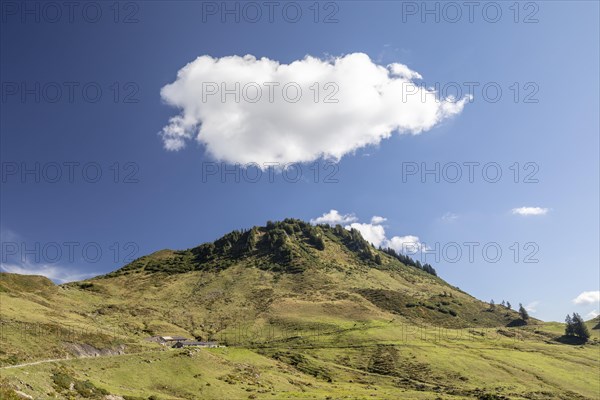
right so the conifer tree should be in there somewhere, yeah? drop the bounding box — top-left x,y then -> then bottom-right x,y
571,313 -> 590,340
565,314 -> 575,336
518,303 -> 529,321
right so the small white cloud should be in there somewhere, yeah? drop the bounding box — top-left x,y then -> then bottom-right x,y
159,53 -> 470,165
388,63 -> 423,80
585,310 -> 599,320
370,216 -> 387,225
347,222 -> 388,248
310,209 -> 357,226
1,262 -> 95,284
386,235 -> 428,255
312,210 -> 426,256
573,291 -> 600,305
441,212 -> 458,222
525,301 -> 540,313
511,207 -> 549,216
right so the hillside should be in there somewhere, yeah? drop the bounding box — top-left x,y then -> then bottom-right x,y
1,219 -> 598,399
83,219 -> 523,333
589,315 -> 600,330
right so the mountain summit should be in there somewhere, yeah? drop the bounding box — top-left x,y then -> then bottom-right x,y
106,218 -> 437,277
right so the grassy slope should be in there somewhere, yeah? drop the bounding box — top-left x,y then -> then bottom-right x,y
1,220 -> 599,399
1,324 -> 598,399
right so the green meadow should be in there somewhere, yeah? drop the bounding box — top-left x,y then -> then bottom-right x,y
1,220 -> 598,399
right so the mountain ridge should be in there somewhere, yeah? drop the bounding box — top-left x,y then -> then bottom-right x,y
100,218 -> 439,279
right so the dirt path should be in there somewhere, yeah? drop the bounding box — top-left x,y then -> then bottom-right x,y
0,349 -> 160,370
1,357 -> 69,369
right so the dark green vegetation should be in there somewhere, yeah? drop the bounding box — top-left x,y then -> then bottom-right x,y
1,219 -> 598,399
518,304 -> 530,322
564,313 -> 591,341
380,247 -> 437,276
52,366 -> 110,398
104,219 -> 437,277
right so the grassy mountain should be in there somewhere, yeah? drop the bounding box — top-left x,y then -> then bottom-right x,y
87,218 -> 523,335
1,219 -> 598,399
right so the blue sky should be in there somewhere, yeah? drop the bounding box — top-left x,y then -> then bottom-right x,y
1,1 -> 598,322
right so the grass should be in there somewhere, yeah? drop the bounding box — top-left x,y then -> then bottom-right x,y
2,323 -> 598,399
0,220 -> 598,399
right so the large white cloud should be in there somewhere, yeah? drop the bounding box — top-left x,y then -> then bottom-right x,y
573,291 -> 600,305
160,53 -> 470,165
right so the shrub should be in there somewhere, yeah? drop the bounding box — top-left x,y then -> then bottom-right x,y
52,371 -> 72,390
74,379 -> 109,398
